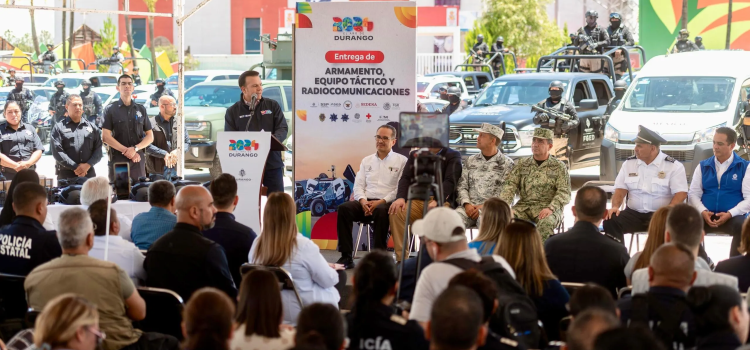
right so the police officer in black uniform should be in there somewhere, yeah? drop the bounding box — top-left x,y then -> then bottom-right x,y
695,36 -> 706,50
490,36 -> 509,76
51,95 -> 102,180
533,81 -> 578,164
132,66 -> 142,86
149,79 -> 175,107
472,34 -> 490,61
38,44 -> 57,73
575,10 -> 610,73
439,86 -> 464,116
80,80 -> 103,126
7,77 -> 34,120
4,69 -> 17,87
102,75 -> 154,182
607,13 -> 635,80
672,29 -> 700,53
224,70 -> 288,193
0,101 -> 44,181
49,80 -> 70,123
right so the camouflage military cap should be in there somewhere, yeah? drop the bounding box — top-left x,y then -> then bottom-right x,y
533,128 -> 554,140
473,123 -> 505,140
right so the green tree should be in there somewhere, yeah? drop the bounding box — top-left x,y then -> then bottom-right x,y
3,30 -> 33,52
94,17 -> 117,72
465,0 -> 566,70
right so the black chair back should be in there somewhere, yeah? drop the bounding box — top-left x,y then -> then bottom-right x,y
134,287 -> 184,340
0,273 -> 27,321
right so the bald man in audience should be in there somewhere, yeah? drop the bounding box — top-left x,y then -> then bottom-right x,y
566,309 -> 620,350
144,185 -> 236,301
617,243 -> 697,349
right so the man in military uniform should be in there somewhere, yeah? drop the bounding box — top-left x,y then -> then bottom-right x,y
672,29 -> 700,53
150,79 -> 175,107
4,69 -> 17,87
532,81 -> 578,165
79,80 -> 103,126
439,86 -> 464,116
51,95 -> 102,180
108,47 -> 125,74
132,66 -> 142,86
472,34 -> 490,61
500,128 -> 571,240
38,44 -> 56,74
7,77 -> 34,119
603,125 -> 688,242
456,123 -> 515,227
0,101 -> 44,180
49,80 -> 70,123
575,10 -> 610,73
490,36 -> 509,76
696,36 -> 706,50
607,13 -> 635,80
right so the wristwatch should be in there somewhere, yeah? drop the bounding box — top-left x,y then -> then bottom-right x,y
134,145 -> 139,152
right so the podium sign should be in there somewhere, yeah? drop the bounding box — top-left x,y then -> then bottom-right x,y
217,131 -> 271,233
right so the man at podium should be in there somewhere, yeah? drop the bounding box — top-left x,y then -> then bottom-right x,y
224,71 -> 289,194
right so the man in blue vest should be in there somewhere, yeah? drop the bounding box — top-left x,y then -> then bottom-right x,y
688,127 -> 750,257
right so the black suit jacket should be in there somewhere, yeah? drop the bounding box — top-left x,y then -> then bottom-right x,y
396,148 -> 462,207
203,212 -> 257,286
715,255 -> 750,293
144,223 -> 237,301
544,221 -> 629,297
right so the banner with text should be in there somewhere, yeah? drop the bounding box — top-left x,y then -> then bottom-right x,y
217,131 -> 271,234
293,1 -> 416,249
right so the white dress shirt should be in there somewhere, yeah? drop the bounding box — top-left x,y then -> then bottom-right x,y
631,267 -> 738,294
89,235 -> 146,285
614,152 -> 689,213
688,153 -> 750,217
353,150 -> 407,203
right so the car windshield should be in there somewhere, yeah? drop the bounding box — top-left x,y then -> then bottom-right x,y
167,75 -> 209,89
474,80 -> 568,106
97,92 -> 112,102
624,77 -> 736,112
417,82 -> 430,93
21,76 -> 48,83
184,85 -> 241,107
43,77 -> 83,87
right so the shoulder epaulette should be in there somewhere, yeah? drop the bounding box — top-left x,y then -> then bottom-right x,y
390,314 -> 407,325
605,233 -> 622,243
664,156 -> 676,163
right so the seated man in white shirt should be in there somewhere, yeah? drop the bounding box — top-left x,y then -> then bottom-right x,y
408,207 -> 515,328
336,124 -> 407,269
87,199 -> 146,285
688,127 -> 750,257
631,204 -> 737,294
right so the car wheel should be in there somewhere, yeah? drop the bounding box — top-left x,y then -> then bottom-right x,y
311,199 -> 326,217
209,154 -> 223,179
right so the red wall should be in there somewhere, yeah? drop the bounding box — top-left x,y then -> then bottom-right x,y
230,0 -> 284,54
118,0 -> 174,48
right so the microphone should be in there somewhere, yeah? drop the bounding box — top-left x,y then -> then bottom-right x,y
245,93 -> 258,132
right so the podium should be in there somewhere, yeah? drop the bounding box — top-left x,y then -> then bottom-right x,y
217,132 -> 287,233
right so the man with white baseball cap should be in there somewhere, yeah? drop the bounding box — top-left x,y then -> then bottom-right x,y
408,207 -> 515,327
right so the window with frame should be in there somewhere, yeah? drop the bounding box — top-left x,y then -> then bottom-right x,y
263,86 -> 282,107
245,18 -> 262,54
131,19 -> 146,49
591,79 -> 611,106
573,81 -> 590,107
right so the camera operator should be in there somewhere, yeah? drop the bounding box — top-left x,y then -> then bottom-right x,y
388,146 -> 462,262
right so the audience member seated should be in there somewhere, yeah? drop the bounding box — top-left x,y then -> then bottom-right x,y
497,219 -> 569,340
182,288 -> 235,350
131,180 -> 177,250
426,286 -> 490,350
565,309 -> 620,350
233,268 -> 295,350
715,219 -> 750,292
618,243 -> 697,349
0,182 -> 61,275
687,285 -> 750,350
87,199 -> 145,285
0,169 -> 40,227
409,207 -> 515,327
25,207 -> 179,350
33,294 -> 105,350
347,250 -> 428,350
203,174 -> 257,286
249,193 -> 341,325
448,270 -> 524,350
631,204 -> 737,294
467,198 -> 511,255
545,186 -> 630,297
292,303 -> 346,350
145,185 -> 236,301
568,283 -> 619,319
623,206 -> 670,282
80,176 -> 133,241
593,327 -> 667,350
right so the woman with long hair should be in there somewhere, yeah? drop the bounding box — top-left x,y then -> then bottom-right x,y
292,303 -> 346,350
34,294 -> 103,350
233,269 -> 295,350
182,287 -> 236,350
624,206 -> 671,282
347,250 -> 428,350
467,198 -> 511,255
249,192 -> 340,325
496,220 -> 569,340
0,168 -> 40,227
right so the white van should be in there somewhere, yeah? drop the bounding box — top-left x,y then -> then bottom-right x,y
600,51 -> 750,181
